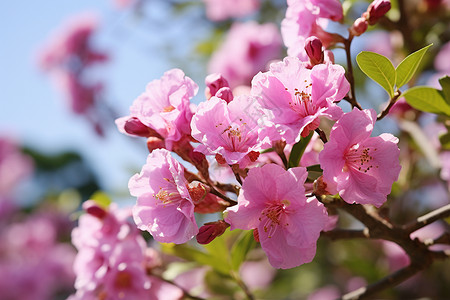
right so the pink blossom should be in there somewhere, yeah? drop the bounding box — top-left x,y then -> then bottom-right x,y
251,56 -> 349,144
319,108 -> 401,207
129,149 -> 198,244
191,95 -> 268,167
281,0 -> 343,59
116,69 -> 198,150
208,21 -> 282,88
203,0 -> 260,21
225,164 -> 328,269
0,138 -> 33,197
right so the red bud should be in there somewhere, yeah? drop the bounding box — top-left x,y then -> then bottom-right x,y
305,36 -> 324,65
196,220 -> 230,244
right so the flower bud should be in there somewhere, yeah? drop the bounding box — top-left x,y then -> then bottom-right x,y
187,181 -> 210,204
313,176 -> 331,197
205,73 -> 230,100
124,117 -> 152,137
366,0 -> 391,25
305,36 -> 324,66
196,220 -> 230,244
83,200 -> 107,219
349,17 -> 368,37
146,137 -> 165,152
215,87 -> 234,103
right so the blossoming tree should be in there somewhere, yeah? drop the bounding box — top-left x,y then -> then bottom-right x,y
6,0 -> 450,299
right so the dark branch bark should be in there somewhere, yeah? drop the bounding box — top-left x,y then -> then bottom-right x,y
403,204 -> 450,234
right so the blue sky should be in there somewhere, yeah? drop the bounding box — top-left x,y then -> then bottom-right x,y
0,1 -> 210,198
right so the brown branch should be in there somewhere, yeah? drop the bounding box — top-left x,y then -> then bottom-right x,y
208,186 -> 237,206
377,90 -> 402,121
321,229 -> 368,240
343,36 -> 362,110
320,196 -> 450,299
403,204 -> 450,234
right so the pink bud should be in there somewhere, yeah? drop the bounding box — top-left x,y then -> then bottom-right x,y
124,117 -> 151,137
366,0 -> 391,25
147,136 -> 165,152
349,17 -> 368,37
205,73 -> 230,100
305,36 -> 324,65
83,200 -> 107,219
215,87 -> 234,103
196,220 -> 230,244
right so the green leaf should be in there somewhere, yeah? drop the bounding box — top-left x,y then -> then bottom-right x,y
90,191 -> 111,209
403,86 -> 450,116
161,243 -> 230,275
288,131 -> 313,168
306,164 -> 323,181
439,76 -> 450,104
230,230 -> 256,271
395,44 -> 432,88
356,51 -> 396,97
439,131 -> 450,150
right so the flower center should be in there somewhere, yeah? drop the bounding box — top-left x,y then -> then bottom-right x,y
344,144 -> 378,173
163,105 -> 175,112
153,178 -> 181,206
259,200 -> 290,238
287,81 -> 315,117
217,119 -> 251,152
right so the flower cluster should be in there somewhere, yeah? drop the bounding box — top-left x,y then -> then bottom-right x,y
115,0 -> 402,272
38,13 -> 109,135
69,200 -> 183,300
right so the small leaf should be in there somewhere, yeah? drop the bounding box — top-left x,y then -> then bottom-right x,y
439,131 -> 450,150
439,76 -> 450,104
395,44 -> 432,88
403,86 -> 450,116
90,191 -> 111,209
230,230 -> 256,271
306,164 -> 323,181
288,131 -> 313,168
356,51 -> 396,97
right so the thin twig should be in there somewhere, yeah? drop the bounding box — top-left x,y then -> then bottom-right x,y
208,185 -> 237,206
377,90 -> 402,121
315,128 -> 328,144
321,229 -> 368,240
403,204 -> 450,234
343,36 -> 362,110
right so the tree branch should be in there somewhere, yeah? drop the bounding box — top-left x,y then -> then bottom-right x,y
403,204 -> 450,234
377,90 -> 402,121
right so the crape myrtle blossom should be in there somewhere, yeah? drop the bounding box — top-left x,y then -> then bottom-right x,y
319,108 -> 401,207
203,0 -> 260,21
281,0 -> 343,60
251,56 -> 349,144
191,95 -> 269,168
225,164 -> 328,269
129,149 -> 198,244
208,21 -> 282,88
116,69 -> 198,150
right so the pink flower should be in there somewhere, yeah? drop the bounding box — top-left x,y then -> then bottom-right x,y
208,21 -> 282,88
203,0 -> 260,21
129,149 -> 198,244
116,69 -> 198,150
224,164 -> 328,269
319,108 -> 401,207
281,0 -> 343,59
191,95 -> 268,167
251,56 -> 349,144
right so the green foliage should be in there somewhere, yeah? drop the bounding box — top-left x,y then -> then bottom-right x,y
439,76 -> 450,103
395,44 -> 432,88
161,228 -> 256,276
90,191 -> 112,209
288,131 -> 313,168
402,86 -> 450,116
357,44 -> 432,97
439,131 -> 450,150
306,164 -> 323,182
356,51 -> 396,97
230,230 -> 256,271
